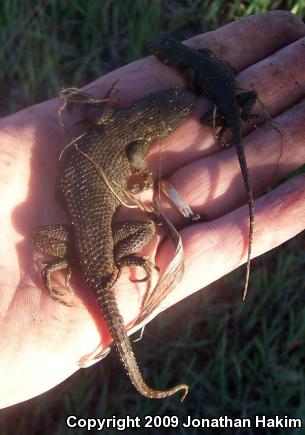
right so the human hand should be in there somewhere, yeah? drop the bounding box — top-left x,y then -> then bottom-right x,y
1,11 -> 305,408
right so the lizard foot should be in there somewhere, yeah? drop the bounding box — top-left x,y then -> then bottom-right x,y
40,260 -> 74,307
129,257 -> 160,283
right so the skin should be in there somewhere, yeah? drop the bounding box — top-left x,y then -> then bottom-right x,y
1,10 -> 305,408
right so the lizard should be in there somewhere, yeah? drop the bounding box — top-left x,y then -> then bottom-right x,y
32,86 -> 195,400
149,35 -> 259,300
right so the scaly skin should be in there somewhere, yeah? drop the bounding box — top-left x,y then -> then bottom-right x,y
33,87 -> 195,400
150,36 -> 257,299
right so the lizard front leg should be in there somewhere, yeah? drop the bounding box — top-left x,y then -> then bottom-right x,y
32,224 -> 75,305
125,140 -> 153,193
236,89 -> 258,122
200,109 -> 231,148
59,85 -> 118,127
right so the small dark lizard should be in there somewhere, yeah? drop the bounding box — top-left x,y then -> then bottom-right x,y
32,86 -> 195,400
150,36 -> 258,299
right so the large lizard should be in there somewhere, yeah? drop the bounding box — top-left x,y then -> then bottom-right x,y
32,87 -> 195,400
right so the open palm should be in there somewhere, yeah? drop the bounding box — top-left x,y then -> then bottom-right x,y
1,11 -> 305,408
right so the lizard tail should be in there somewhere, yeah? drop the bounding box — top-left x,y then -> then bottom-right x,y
232,128 -> 254,301
96,285 -> 189,400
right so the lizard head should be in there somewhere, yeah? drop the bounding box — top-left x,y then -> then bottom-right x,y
149,35 -> 198,74
142,87 -> 196,140
149,35 -> 181,65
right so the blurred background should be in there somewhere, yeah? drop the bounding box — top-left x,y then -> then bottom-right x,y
1,1 -> 305,434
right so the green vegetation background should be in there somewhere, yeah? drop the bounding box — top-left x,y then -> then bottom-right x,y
1,1 -> 305,434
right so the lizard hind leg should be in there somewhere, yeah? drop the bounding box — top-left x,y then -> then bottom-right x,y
237,89 -> 282,136
32,224 -> 75,306
201,90 -> 257,146
112,220 -> 157,307
41,259 -> 73,306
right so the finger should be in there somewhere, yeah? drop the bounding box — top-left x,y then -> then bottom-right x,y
8,12 -> 304,171
154,173 -> 305,310
237,36 -> 305,120
183,11 -> 305,72
25,11 -> 304,141
161,98 -> 305,223
89,11 -> 304,103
